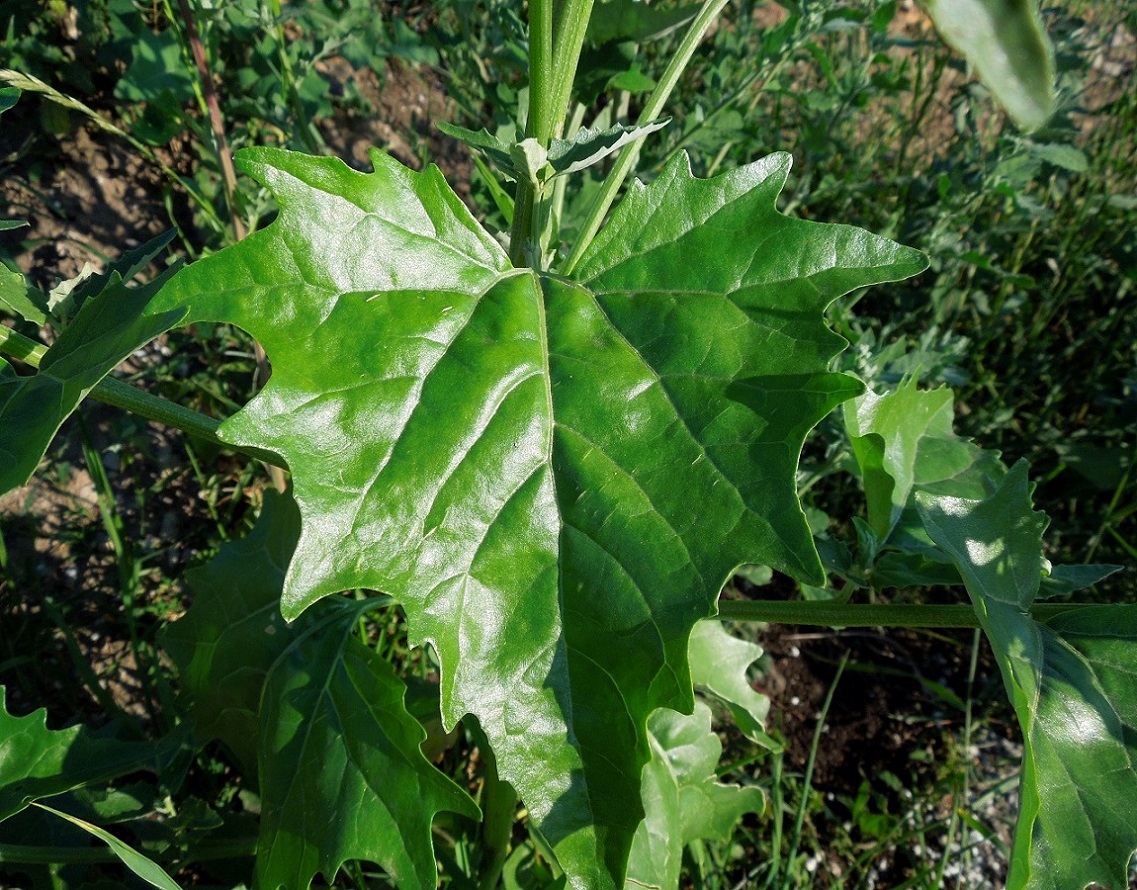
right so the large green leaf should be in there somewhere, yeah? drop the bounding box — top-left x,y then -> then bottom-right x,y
923,0 -> 1055,131
625,702 -> 765,890
163,491 -> 478,888
0,268 -> 185,493
152,146 -> 925,888
918,462 -> 1137,890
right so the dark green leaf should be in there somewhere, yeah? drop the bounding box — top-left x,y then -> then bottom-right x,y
587,0 -> 700,46
163,491 -> 479,889
0,86 -> 18,115
918,462 -> 1137,890
152,146 -> 925,889
0,689 -> 186,822
1039,563 -> 1124,599
31,802 -> 184,890
547,120 -> 669,176
923,0 -> 1055,130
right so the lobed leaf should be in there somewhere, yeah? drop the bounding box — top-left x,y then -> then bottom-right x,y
688,620 -> 777,749
152,146 -> 925,888
918,462 -> 1137,890
0,689 -> 186,823
163,491 -> 478,888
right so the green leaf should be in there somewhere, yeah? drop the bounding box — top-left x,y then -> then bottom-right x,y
844,378 -> 1002,543
0,688 -> 186,822
31,802 -> 184,890
922,0 -> 1055,131
152,146 -> 925,889
0,219 -> 29,232
161,489 -> 303,775
0,268 -> 185,493
587,0 -> 701,46
688,620 -> 778,750
0,86 -> 18,115
438,121 -> 670,184
163,491 -> 479,889
0,266 -> 47,325
625,703 -> 765,890
1039,563 -> 1124,599
918,462 -> 1137,890
546,121 -> 670,177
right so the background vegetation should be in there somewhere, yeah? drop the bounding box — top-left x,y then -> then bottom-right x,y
1,0 -> 1134,886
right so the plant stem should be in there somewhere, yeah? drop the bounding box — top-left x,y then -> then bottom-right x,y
549,0 -> 596,137
563,0 -> 731,275
0,325 -> 286,468
175,0 -> 247,242
715,600 -> 1108,627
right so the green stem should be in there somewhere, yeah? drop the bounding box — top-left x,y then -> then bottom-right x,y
715,600 -> 1108,628
563,0 -> 731,275
0,325 -> 286,468
549,0 -> 596,137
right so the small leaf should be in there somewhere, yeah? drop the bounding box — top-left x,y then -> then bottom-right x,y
0,219 -> 29,231
918,462 -> 1137,890
0,268 -> 186,493
844,378 -> 1003,543
1030,142 -> 1089,172
1039,563 -> 1124,599
435,122 -> 520,179
688,621 -> 778,750
0,86 -> 18,115
0,266 -> 47,324
546,120 -> 669,177
922,0 -> 1055,131
625,703 -> 764,890
31,802 -> 184,890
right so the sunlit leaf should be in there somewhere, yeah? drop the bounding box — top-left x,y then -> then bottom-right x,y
918,462 -> 1137,890
625,703 -> 764,890
152,146 -> 924,888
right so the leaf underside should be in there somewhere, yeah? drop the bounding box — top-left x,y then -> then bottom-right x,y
153,146 -> 925,888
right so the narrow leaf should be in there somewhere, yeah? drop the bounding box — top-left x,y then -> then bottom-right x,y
923,0 -> 1055,131
31,802 -> 184,890
918,462 -> 1137,890
546,120 -> 669,177
152,147 -> 925,889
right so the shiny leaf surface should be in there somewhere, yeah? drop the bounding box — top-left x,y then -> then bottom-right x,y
153,146 -> 924,888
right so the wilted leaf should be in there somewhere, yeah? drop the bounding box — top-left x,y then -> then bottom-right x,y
918,462 -> 1137,890
152,146 -> 924,888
